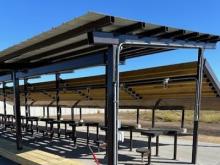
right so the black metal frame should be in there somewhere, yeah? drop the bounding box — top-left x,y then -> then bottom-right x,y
106,45 -> 119,164
55,73 -> 61,120
79,108 -> 82,120
47,106 -> 50,118
24,78 -> 29,118
3,82 -> 7,118
71,107 -> 74,120
0,22 -> 215,165
12,71 -> 22,150
0,53 -> 106,82
43,106 -> 46,118
192,48 -> 204,164
136,108 -> 140,125
181,109 -> 185,128
151,99 -> 162,128
88,31 -> 216,49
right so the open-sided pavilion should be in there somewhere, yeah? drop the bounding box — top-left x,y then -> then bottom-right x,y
0,12 -> 220,164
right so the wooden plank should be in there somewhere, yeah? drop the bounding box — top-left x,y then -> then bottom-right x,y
0,138 -> 83,165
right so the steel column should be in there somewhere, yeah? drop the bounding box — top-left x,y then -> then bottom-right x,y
106,45 -> 119,165
43,106 -> 45,118
24,78 -> 29,118
47,106 -> 50,118
152,109 -> 155,128
181,109 -> 185,128
136,109 -> 140,125
152,99 -> 161,128
79,108 -> 82,120
12,71 -> 22,150
105,66 -> 108,128
3,82 -> 7,116
192,48 -> 204,164
55,73 -> 61,120
71,107 -> 74,120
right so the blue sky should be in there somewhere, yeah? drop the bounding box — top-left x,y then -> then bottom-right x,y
0,0 -> 220,83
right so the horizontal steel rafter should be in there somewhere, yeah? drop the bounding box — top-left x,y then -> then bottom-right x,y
112,22 -> 145,34
137,26 -> 168,37
88,31 -> 216,49
0,52 -> 106,82
0,16 -> 114,63
21,39 -> 91,63
41,46 -> 107,64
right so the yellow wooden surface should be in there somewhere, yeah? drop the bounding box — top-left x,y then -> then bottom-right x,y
0,138 -> 84,165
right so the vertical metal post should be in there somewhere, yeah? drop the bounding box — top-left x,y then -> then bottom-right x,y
152,99 -> 161,128
55,73 -> 61,120
106,45 -> 119,165
60,107 -> 62,118
71,107 -> 74,120
24,78 -> 29,118
43,106 -> 45,118
181,109 -> 185,128
79,108 -> 82,120
3,82 -> 7,116
152,109 -> 155,128
28,106 -> 31,117
136,108 -> 140,125
12,71 -> 22,150
104,67 -> 108,144
192,48 -> 204,164
47,106 -> 50,118
105,66 -> 108,128
3,82 -> 7,127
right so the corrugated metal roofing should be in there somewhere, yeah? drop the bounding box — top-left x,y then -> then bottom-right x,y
0,12 -> 219,72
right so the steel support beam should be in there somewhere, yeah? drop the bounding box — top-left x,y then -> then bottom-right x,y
106,45 -> 119,165
136,109 -> 140,125
152,99 -> 162,128
47,106 -> 50,118
3,82 -> 7,116
181,109 -> 185,128
0,53 -> 105,82
24,78 -> 29,118
71,107 -> 74,120
192,48 -> 204,164
152,109 -> 155,128
104,65 -> 108,128
55,73 -> 61,120
12,71 -> 22,150
79,108 -> 82,120
17,53 -> 105,79
43,106 -> 46,118
88,31 -> 216,49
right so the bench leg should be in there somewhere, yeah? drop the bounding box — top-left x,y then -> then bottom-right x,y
141,153 -> 144,162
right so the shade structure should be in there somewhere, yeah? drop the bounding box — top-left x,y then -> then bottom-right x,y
1,61 -> 219,110
0,12 -> 219,165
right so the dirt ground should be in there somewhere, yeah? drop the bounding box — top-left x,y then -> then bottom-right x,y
62,112 -> 220,144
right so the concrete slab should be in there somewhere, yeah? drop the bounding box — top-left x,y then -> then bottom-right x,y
1,126 -> 220,165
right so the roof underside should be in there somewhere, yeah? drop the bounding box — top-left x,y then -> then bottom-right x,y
0,12 -> 219,76
1,61 -> 220,110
